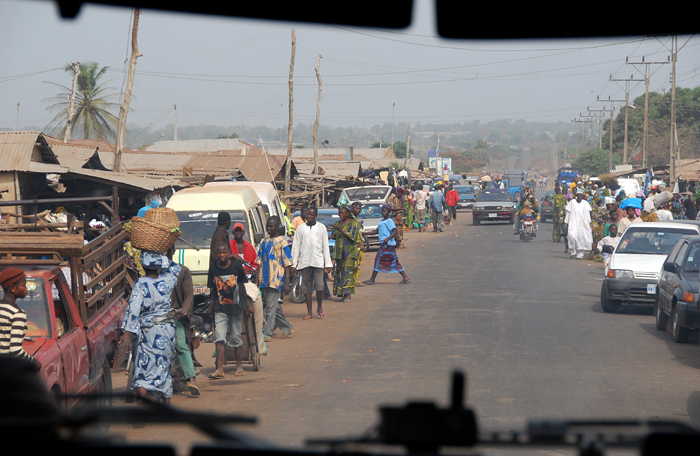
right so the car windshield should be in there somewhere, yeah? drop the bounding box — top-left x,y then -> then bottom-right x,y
476,191 -> 512,202
357,204 -> 384,219
175,210 -> 249,248
344,187 -> 390,201
616,228 -> 694,255
455,186 -> 475,195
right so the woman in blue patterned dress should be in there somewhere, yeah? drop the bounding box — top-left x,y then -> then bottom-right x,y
120,251 -> 181,404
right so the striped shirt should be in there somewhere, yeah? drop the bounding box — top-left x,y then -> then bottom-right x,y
0,302 -> 32,361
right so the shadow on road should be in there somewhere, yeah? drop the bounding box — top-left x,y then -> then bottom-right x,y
640,322 -> 700,370
590,301 -> 654,316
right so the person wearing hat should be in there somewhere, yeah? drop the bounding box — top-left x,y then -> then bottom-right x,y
0,268 -> 39,368
564,189 -> 593,259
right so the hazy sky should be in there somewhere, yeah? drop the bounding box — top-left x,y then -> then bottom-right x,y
1,0 -> 699,133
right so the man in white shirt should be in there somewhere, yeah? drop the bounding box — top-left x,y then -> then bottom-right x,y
291,207 -> 333,320
414,187 -> 429,232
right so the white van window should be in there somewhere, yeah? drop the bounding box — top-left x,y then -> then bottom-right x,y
175,210 -> 249,248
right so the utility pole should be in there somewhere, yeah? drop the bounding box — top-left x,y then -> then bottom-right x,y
585,108 -> 609,150
403,122 -> 411,170
114,8 -> 142,173
16,102 -> 19,131
626,55 -> 669,169
597,96 -> 625,173
312,54 -> 322,175
391,101 -> 396,149
173,104 -> 178,141
609,74 -> 642,164
284,28 -> 296,195
64,61 -> 80,143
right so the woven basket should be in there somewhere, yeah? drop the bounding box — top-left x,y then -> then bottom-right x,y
130,216 -> 180,254
143,207 -> 180,229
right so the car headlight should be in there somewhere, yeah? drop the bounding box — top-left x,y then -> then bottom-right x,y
608,269 -> 634,279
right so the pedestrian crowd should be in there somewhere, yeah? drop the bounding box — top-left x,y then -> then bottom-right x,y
551,179 -> 700,260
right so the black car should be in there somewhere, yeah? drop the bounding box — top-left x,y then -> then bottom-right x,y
540,190 -> 555,222
655,235 -> 700,343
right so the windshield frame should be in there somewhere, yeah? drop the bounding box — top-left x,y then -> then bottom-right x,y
615,227 -> 695,256
175,210 -> 250,249
476,191 -> 513,203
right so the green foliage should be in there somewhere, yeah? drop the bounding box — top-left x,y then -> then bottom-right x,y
44,62 -> 120,140
392,141 -> 413,159
571,148 -> 622,175
216,132 -> 239,139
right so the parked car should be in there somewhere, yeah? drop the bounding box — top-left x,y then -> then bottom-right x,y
471,189 -> 516,225
453,185 -> 477,210
600,222 -> 700,313
655,235 -> 700,343
540,190 -> 555,222
340,185 -> 391,248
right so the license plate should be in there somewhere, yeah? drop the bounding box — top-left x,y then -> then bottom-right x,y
193,286 -> 210,295
647,284 -> 656,294
488,213 -> 497,218
524,221 -> 533,225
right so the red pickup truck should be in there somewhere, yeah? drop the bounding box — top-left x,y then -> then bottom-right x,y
0,222 -> 128,409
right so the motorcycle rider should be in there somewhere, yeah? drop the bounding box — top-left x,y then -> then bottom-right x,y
513,188 -> 539,235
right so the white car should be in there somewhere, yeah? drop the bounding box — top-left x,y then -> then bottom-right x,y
600,222 -> 700,313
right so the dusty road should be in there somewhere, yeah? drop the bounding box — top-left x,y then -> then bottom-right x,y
109,209 -> 700,453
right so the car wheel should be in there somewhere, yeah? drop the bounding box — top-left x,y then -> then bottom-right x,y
671,306 -> 689,343
654,297 -> 668,331
600,283 -> 621,313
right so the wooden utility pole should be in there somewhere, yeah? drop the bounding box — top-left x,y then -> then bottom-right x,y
597,96 -> 624,172
64,61 -> 80,142
627,55 -> 669,169
284,28 -> 296,194
114,8 -> 142,173
609,75 -> 640,164
670,36 -> 679,184
173,104 -> 178,141
312,54 -> 322,175
403,122 -> 411,170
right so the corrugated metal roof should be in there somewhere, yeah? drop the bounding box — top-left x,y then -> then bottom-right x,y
65,168 -> 179,192
144,138 -> 260,153
294,160 -> 361,178
48,143 -> 106,169
265,147 -> 396,160
0,131 -> 59,171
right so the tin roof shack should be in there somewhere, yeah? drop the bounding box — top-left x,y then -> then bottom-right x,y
0,131 -> 65,219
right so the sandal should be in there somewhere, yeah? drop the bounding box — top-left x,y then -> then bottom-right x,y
208,372 -> 225,380
302,315 -> 313,320
318,312 -> 326,319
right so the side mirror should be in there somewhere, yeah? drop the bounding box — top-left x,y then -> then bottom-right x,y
663,262 -> 679,274
601,244 -> 615,255
253,231 -> 264,245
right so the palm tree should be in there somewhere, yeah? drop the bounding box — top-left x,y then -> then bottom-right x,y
44,62 -> 121,141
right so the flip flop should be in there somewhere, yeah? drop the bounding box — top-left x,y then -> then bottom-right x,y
208,372 -> 225,380
302,315 -> 313,320
363,281 -> 376,285
399,278 -> 411,284
187,383 -> 201,396
318,312 -> 326,319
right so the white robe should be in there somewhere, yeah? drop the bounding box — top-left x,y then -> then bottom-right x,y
565,199 -> 593,252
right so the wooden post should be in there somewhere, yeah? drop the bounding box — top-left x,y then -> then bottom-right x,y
403,122 -> 411,170
285,28 -> 296,194
312,54 -> 322,175
64,61 -> 80,143
114,8 -> 142,173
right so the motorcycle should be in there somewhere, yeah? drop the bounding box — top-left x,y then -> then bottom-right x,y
519,213 -> 536,242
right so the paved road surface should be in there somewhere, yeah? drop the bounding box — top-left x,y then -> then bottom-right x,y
110,206 -> 700,452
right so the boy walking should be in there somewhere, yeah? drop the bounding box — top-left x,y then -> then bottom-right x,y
208,243 -> 253,379
256,216 -> 294,340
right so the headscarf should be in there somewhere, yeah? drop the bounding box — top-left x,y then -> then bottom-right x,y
382,204 -> 392,212
0,268 -> 25,290
141,251 -> 169,271
351,201 -> 363,209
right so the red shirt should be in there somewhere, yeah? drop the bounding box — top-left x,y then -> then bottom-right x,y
230,239 -> 257,274
445,189 -> 460,207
